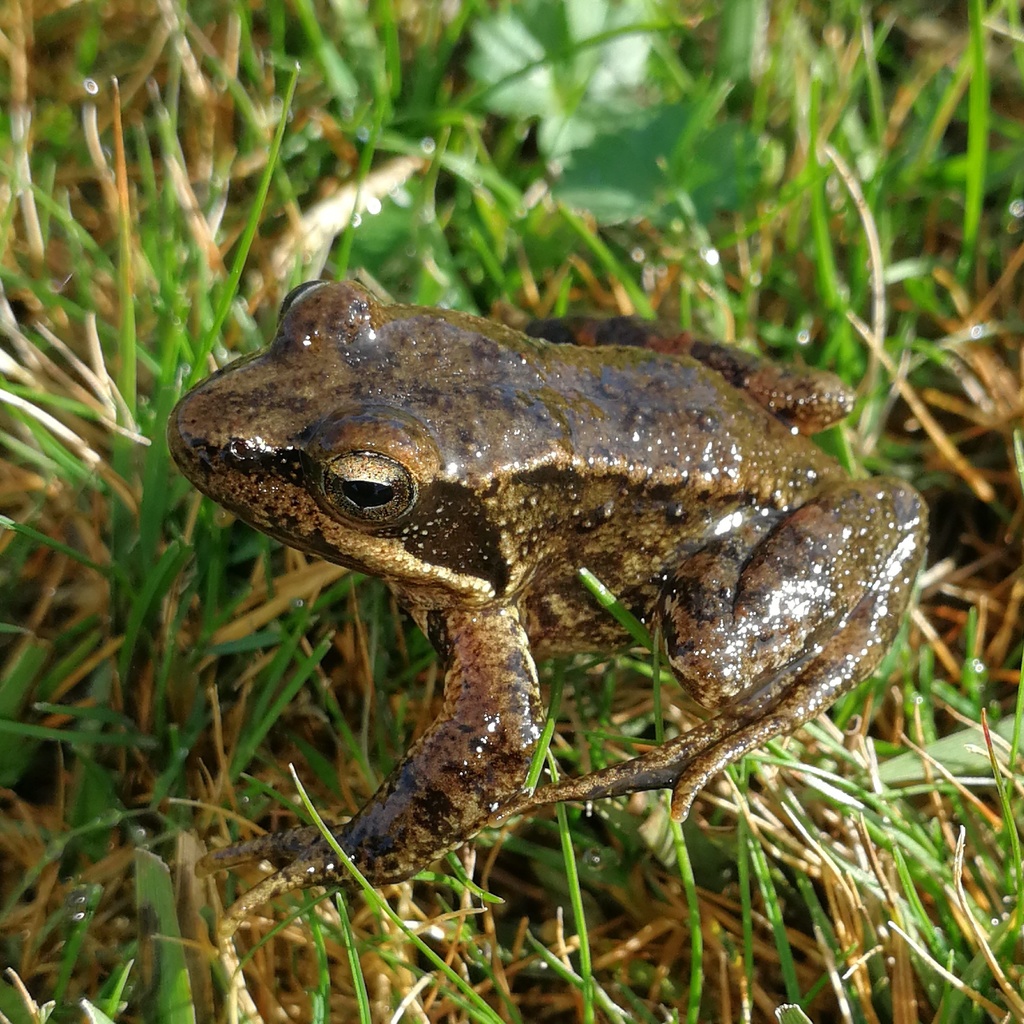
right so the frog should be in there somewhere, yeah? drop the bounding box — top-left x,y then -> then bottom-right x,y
169,279 -> 927,931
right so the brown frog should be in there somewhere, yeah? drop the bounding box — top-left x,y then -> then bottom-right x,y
169,280 -> 926,929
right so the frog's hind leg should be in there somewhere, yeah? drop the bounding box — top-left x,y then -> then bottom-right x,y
504,479 -> 926,823
660,478 -> 925,818
503,577 -> 891,823
664,569 -> 909,821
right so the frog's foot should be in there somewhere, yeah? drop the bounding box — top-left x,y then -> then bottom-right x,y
201,840 -> 348,937
198,826 -> 354,937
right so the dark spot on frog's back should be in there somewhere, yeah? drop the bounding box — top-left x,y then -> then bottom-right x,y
392,480 -> 510,593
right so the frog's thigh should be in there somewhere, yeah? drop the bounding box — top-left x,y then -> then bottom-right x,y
661,479 -> 919,708
512,480 -> 923,821
660,479 -> 922,810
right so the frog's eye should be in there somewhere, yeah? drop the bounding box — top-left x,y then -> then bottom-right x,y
279,280 -> 328,318
321,451 -> 417,523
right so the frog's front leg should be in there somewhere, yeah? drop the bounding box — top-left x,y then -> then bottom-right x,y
200,604 -> 541,931
507,478 -> 926,821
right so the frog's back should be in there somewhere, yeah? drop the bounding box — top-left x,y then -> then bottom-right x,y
374,322 -> 847,652
531,340 -> 842,500
399,319 -> 846,513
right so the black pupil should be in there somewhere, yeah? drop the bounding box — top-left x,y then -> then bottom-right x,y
342,479 -> 394,509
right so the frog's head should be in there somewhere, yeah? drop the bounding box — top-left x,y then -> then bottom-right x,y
169,281 -> 559,604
